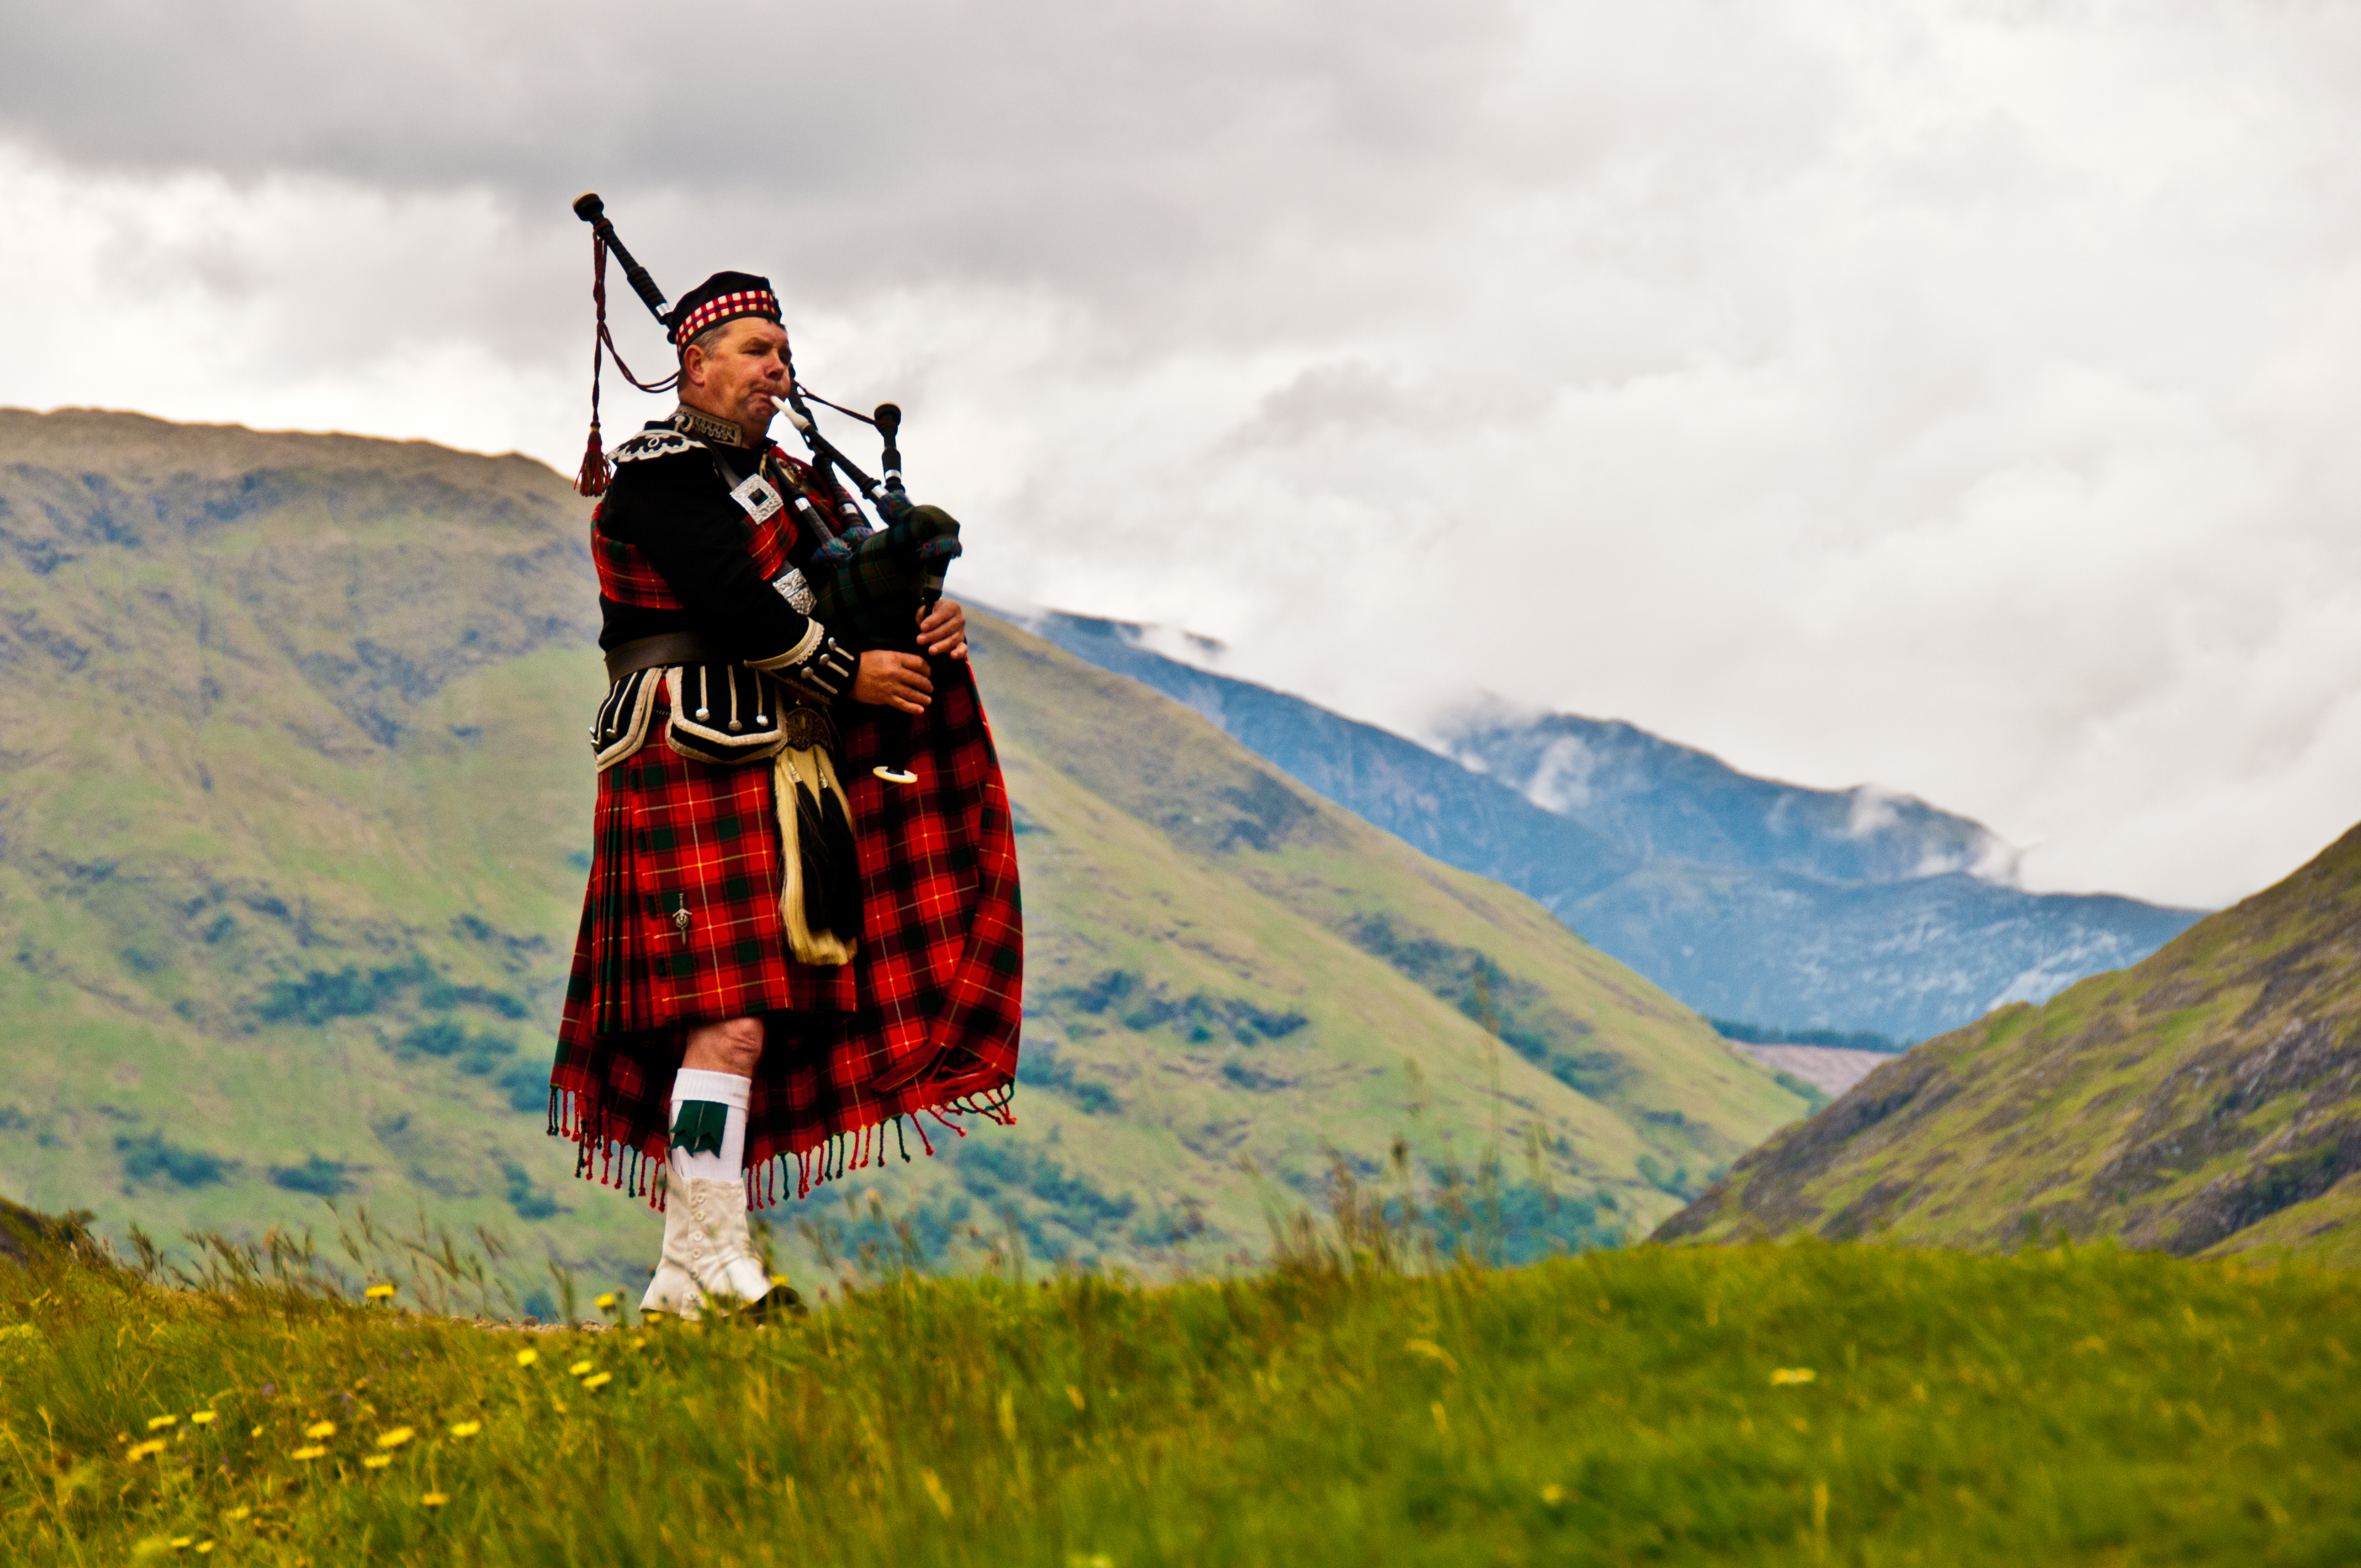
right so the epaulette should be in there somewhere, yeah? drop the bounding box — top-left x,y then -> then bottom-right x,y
611,427 -> 702,464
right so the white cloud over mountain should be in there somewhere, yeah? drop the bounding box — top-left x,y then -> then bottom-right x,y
4,0 -> 2360,908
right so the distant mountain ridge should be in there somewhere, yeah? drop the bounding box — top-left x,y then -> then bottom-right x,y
1437,706 -> 2008,886
1013,611 -> 2202,1042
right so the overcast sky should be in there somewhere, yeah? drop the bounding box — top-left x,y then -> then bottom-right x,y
6,0 -> 2359,909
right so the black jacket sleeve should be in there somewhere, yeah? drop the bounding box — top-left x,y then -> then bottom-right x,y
601,445 -> 859,698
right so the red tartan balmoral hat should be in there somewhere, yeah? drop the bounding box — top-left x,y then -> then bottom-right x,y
663,271 -> 783,346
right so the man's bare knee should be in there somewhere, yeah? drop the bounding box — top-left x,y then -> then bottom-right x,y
682,1016 -> 764,1076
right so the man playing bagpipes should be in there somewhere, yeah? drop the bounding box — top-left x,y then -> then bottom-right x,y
547,248 -> 1024,1321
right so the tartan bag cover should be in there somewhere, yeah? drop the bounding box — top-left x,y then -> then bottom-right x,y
552,444 -> 1022,1206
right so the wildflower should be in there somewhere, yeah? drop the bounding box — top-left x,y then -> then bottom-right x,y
1540,1484 -> 1565,1506
770,1273 -> 792,1288
365,1284 -> 397,1301
148,1414 -> 180,1430
362,1455 -> 393,1469
249,1426 -> 264,1439
197,1545 -> 216,1555
223,1507 -> 251,1522
449,1421 -> 483,1439
126,1439 -> 168,1463
568,1360 -> 594,1376
514,1349 -> 539,1368
593,1292 -> 618,1310
1403,1339 -> 1460,1374
1770,1368 -> 1817,1387
374,1427 -> 414,1448
304,1420 -> 336,1439
421,1492 -> 450,1507
290,1447 -> 327,1461
190,1411 -> 216,1426
171,1539 -> 192,1550
582,1372 -> 613,1391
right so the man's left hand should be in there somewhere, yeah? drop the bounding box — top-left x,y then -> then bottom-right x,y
918,600 -> 968,662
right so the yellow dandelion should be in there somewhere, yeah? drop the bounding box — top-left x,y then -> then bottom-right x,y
514,1349 -> 539,1367
171,1539 -> 192,1550
422,1492 -> 450,1508
1770,1368 -> 1817,1386
581,1372 -> 613,1391
376,1427 -> 415,1449
1403,1339 -> 1461,1375
449,1421 -> 483,1439
147,1414 -> 180,1430
126,1439 -> 168,1463
770,1273 -> 792,1287
362,1455 -> 393,1469
568,1360 -> 594,1376
223,1507 -> 251,1522
303,1420 -> 336,1440
248,1426 -> 263,1438
593,1292 -> 618,1310
289,1446 -> 327,1461
190,1410 -> 216,1426
365,1283 -> 397,1301
1541,1484 -> 1566,1506
197,1546 -> 216,1556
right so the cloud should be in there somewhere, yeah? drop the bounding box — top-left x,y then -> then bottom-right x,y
6,1 -> 2361,909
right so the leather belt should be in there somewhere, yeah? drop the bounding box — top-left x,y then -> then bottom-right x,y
603,631 -> 728,683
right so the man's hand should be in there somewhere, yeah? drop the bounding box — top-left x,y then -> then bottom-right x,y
850,650 -> 934,713
917,599 -> 968,662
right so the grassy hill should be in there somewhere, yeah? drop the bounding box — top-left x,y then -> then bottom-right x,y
1656,819 -> 2361,1260
7,1212 -> 2359,1564
0,407 -> 1809,1301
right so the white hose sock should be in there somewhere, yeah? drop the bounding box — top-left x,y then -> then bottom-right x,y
668,1067 -> 750,1183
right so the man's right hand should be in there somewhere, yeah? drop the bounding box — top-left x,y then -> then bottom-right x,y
850,650 -> 934,714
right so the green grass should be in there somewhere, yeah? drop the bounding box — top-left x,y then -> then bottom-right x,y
6,1211 -> 2359,1564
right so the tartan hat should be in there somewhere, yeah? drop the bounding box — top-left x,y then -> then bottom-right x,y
664,271 -> 782,346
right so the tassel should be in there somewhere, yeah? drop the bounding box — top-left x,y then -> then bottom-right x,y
577,419 -> 610,497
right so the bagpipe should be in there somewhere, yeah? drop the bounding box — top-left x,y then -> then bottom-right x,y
571,192 -> 961,783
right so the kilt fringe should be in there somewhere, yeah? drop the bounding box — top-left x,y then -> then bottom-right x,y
550,1084 -> 1019,1211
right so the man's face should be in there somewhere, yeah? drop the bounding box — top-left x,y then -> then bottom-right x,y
682,317 -> 791,433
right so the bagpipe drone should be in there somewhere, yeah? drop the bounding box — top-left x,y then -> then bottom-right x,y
570,192 -> 961,784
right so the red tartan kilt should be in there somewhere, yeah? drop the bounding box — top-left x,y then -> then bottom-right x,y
565,677 -> 855,1037
552,659 -> 1024,1204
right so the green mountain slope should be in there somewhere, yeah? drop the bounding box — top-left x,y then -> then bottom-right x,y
1656,820 -> 2361,1260
0,407 -> 1808,1298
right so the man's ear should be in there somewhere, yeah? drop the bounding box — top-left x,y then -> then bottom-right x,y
679,346 -> 702,389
